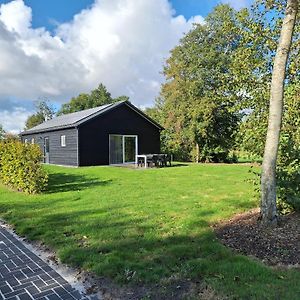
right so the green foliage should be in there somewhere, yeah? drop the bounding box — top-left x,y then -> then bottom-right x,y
89,83 -> 112,106
0,140 -> 48,194
152,5 -> 243,162
25,114 -> 45,130
276,84 -> 300,211
25,100 -> 55,130
58,83 -> 129,115
113,95 -> 130,102
233,2 -> 300,211
58,93 -> 90,115
234,0 -> 300,152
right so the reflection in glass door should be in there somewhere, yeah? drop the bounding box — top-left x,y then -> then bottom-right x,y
109,135 -> 123,164
109,135 -> 137,164
124,136 -> 136,163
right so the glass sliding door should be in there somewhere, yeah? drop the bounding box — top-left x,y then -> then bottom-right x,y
109,135 -> 137,164
124,136 -> 136,163
109,135 -> 123,164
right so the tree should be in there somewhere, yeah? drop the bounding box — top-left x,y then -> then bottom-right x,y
114,95 -> 130,102
57,83 -> 129,115
25,100 -> 55,130
154,5 -> 243,162
0,125 -> 5,140
3,132 -> 19,141
232,0 -> 300,213
58,93 -> 90,115
260,0 -> 298,225
89,83 -> 113,107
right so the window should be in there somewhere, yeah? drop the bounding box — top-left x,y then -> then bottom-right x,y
31,138 -> 35,144
24,139 -> 28,144
60,135 -> 66,147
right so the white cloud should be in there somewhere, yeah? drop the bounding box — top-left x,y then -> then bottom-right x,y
0,0 -> 204,132
0,0 -> 31,34
0,107 -> 33,133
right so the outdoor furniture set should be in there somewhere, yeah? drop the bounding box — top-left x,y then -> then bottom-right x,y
136,154 -> 172,168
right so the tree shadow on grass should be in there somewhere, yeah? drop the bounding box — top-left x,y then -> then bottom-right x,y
168,163 -> 189,168
47,173 -> 113,193
3,203 -> 282,299
15,207 -> 214,299
33,209 -> 267,299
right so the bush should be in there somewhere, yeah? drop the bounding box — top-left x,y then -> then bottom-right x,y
0,140 -> 48,194
276,134 -> 300,212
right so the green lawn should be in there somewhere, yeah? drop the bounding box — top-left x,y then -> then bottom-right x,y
0,163 -> 299,299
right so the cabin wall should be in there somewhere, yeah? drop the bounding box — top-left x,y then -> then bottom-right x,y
21,128 -> 78,166
78,104 -> 160,166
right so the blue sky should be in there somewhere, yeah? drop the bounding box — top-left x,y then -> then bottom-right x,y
0,0 -> 248,31
0,0 -> 251,132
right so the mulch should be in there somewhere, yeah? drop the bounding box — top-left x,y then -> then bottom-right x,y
214,209 -> 300,266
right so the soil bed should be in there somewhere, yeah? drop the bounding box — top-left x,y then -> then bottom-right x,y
215,209 -> 300,266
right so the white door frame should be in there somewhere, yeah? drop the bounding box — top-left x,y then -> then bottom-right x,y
109,134 -> 138,165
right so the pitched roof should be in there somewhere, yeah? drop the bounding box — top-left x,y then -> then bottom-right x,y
21,101 -> 163,134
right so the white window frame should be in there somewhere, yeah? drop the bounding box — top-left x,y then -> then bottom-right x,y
60,135 -> 66,147
109,134 -> 138,165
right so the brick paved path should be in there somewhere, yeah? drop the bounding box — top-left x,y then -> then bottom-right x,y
0,226 -> 95,300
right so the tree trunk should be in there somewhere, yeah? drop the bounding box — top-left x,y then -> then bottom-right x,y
260,0 -> 298,226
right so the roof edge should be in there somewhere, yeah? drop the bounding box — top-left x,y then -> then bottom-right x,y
20,125 -> 78,136
20,100 -> 163,135
20,102 -> 121,135
74,101 -> 126,127
123,101 -> 164,130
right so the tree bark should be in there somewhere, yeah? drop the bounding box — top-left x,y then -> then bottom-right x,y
261,0 -> 298,226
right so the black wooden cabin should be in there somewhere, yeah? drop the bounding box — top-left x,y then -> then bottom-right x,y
20,101 -> 163,167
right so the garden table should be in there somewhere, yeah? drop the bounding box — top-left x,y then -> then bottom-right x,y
136,154 -> 148,168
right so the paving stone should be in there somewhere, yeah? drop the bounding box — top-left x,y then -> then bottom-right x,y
4,283 -> 33,299
39,274 -> 51,282
6,296 -> 18,300
34,289 -> 55,299
25,286 -> 40,296
0,283 -> 13,295
0,227 -> 90,300
46,294 -> 62,300
20,276 -> 41,285
8,277 -> 20,287
13,271 -> 27,281
52,286 -> 69,297
18,292 -> 33,300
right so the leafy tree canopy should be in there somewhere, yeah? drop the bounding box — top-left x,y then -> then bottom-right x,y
231,0 -> 300,211
58,83 -> 129,115
25,100 -> 55,130
146,0 -> 300,211
234,0 -> 300,155
149,4 -> 244,162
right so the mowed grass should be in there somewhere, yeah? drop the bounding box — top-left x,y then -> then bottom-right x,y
0,163 -> 300,299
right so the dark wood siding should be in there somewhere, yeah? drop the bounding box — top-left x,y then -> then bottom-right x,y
21,128 -> 78,166
78,103 -> 160,166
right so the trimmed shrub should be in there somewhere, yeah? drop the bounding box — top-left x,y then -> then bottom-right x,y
0,140 -> 48,194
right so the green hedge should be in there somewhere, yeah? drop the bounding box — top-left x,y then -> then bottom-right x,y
0,140 -> 48,194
